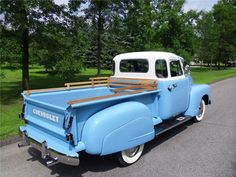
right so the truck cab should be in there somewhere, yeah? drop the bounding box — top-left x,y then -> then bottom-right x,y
19,51 -> 211,167
113,52 -> 207,120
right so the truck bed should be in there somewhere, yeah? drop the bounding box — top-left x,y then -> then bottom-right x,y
27,87 -> 114,109
24,77 -> 158,109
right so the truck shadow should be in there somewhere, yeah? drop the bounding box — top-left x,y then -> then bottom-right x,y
232,161 -> 236,177
27,120 -> 194,177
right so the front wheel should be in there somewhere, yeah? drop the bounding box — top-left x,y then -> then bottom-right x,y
193,99 -> 206,122
118,144 -> 144,166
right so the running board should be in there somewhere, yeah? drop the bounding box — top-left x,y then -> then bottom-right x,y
155,116 -> 192,136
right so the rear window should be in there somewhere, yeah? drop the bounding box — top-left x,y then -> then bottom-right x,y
120,59 -> 148,73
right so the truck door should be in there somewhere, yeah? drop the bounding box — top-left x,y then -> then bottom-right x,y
168,59 -> 190,116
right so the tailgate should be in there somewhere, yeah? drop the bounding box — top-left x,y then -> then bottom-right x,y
26,100 -> 66,138
20,98 -> 79,156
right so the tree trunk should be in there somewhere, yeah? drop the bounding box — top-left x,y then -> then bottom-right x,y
217,61 -> 220,70
96,2 -> 102,76
20,1 -> 29,91
21,28 -> 29,91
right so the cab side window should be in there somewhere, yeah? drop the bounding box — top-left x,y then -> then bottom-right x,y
155,60 -> 168,78
170,60 -> 183,77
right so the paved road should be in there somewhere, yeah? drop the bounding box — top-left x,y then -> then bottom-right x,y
1,77 -> 236,177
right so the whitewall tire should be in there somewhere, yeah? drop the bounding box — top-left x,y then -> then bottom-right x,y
118,144 -> 144,166
193,99 -> 206,122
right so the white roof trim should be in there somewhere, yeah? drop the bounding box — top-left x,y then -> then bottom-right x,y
113,51 -> 179,61
113,51 -> 183,79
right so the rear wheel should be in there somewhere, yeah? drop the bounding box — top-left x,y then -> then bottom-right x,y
118,144 -> 144,166
193,99 -> 206,122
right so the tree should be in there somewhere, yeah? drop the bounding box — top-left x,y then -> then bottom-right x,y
0,31 -> 21,67
0,0 -> 66,89
115,0 -> 198,62
197,12 -> 218,66
152,0 -> 198,62
213,0 -> 236,68
84,0 -> 111,75
1,0 -> 29,89
197,0 -> 236,69
121,0 -> 156,51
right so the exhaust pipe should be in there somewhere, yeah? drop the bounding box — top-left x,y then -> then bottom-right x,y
18,143 -> 25,148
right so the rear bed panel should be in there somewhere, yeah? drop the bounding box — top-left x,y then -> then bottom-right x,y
19,125 -> 79,157
24,100 -> 68,141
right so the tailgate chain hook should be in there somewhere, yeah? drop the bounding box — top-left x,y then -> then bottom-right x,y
63,115 -> 73,130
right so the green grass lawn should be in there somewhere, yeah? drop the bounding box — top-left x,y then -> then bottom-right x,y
191,67 -> 236,84
0,66 -> 111,140
0,66 -> 236,140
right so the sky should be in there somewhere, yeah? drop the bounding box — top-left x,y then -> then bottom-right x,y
54,0 -> 219,12
183,0 -> 219,11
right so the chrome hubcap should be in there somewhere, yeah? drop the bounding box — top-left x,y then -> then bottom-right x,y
197,102 -> 203,117
124,146 -> 140,157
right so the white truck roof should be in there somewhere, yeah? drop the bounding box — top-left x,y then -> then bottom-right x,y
113,51 -> 183,79
113,51 -> 180,61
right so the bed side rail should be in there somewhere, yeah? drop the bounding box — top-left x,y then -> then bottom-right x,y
67,77 -> 157,105
24,77 -> 109,96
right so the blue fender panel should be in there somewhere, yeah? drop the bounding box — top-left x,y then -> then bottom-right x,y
81,101 -> 155,155
184,84 -> 211,117
101,117 -> 154,155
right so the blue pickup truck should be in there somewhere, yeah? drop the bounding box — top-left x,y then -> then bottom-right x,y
18,51 -> 211,166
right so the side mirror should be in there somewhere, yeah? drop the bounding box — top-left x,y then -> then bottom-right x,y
184,65 -> 190,75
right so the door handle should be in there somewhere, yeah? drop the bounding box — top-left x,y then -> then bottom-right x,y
173,84 -> 177,88
168,84 -> 177,92
168,85 -> 173,91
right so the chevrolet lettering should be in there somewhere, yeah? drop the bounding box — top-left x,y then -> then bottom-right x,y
32,109 -> 59,123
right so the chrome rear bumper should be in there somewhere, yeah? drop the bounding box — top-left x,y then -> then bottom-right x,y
18,131 -> 80,166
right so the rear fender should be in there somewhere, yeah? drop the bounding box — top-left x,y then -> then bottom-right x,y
184,84 -> 211,117
81,101 -> 154,155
